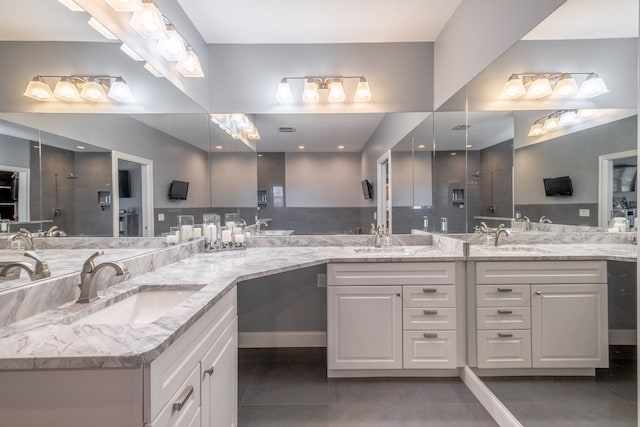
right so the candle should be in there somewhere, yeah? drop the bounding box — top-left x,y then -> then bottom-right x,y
193,227 -> 202,238
222,229 -> 232,243
226,221 -> 235,229
181,225 -> 194,241
234,233 -> 245,244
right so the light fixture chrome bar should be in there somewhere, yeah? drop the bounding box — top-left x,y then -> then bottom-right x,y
23,75 -> 134,103
276,75 -> 371,103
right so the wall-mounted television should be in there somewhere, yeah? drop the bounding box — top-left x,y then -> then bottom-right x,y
118,170 -> 131,198
543,176 -> 573,197
168,180 -> 189,200
361,179 -> 373,200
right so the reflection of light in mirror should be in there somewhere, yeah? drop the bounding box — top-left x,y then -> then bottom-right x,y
120,43 -> 144,61
76,145 -> 86,150
542,115 -> 560,131
526,76 -> 553,98
144,62 -> 163,77
58,0 -> 84,11
88,17 -> 118,40
215,145 -> 223,150
551,74 -> 578,98
577,73 -> 609,98
338,145 -> 344,150
298,145 -> 305,150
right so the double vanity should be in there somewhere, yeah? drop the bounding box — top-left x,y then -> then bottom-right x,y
0,232 -> 635,427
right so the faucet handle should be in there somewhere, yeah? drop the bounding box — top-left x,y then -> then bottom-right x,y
82,250 -> 104,273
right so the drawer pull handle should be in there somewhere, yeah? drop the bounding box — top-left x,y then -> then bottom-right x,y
423,310 -> 438,315
172,385 -> 194,412
396,293 -> 401,297
497,288 -> 512,293
497,310 -> 513,315
498,333 -> 513,338
204,367 -> 214,376
535,291 -> 542,296
423,333 -> 438,338
422,288 -> 437,293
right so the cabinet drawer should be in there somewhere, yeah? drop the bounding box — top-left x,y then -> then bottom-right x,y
476,285 -> 530,307
145,289 -> 237,422
149,364 -> 201,427
328,262 -> 455,286
477,307 -> 531,330
403,285 -> 455,308
403,307 -> 456,330
476,261 -> 606,284
477,330 -> 532,369
403,331 -> 456,369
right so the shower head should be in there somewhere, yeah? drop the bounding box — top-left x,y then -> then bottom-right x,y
65,173 -> 78,179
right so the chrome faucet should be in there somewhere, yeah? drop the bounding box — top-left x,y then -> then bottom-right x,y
43,225 -> 66,237
255,216 -> 271,233
0,251 -> 50,280
10,229 -> 34,250
539,216 -> 552,224
474,222 -> 490,234
494,224 -> 512,246
371,224 -> 384,247
77,251 -> 128,303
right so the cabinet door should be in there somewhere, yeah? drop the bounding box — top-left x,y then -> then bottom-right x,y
328,286 -> 403,370
531,284 -> 608,368
201,317 -> 238,427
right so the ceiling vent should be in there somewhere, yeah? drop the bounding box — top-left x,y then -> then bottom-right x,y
278,126 -> 296,133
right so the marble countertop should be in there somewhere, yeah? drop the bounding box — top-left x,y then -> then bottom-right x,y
468,243 -> 636,262
0,242 -> 634,371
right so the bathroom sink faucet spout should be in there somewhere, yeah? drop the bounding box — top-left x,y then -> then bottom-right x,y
77,251 -> 128,303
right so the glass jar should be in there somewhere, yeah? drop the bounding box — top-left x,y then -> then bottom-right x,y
203,214 -> 221,249
177,215 -> 195,241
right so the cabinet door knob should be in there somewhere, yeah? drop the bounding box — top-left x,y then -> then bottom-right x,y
204,367 -> 214,376
172,385 -> 194,412
535,291 -> 542,296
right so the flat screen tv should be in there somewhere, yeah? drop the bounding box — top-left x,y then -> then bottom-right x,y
543,176 -> 573,197
118,170 -> 131,198
361,179 -> 373,200
169,180 -> 189,200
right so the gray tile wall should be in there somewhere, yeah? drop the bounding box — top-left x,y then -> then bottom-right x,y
74,152 -> 112,236
514,203 -> 598,226
608,260 -> 637,330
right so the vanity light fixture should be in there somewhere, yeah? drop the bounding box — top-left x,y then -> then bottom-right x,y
58,0 -> 84,11
210,114 -> 260,141
500,72 -> 608,100
156,24 -> 188,61
276,76 -> 372,104
528,109 -> 598,137
105,0 -> 143,12
129,1 -> 167,40
23,76 -> 135,103
175,48 -> 204,77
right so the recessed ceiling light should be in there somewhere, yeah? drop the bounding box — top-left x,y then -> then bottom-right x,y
418,144 -> 425,149
76,145 -> 86,150
466,144 -> 472,148
450,152 -> 457,156
257,154 -> 263,157
338,145 -> 344,150
215,145 -> 223,150
298,145 -> 305,150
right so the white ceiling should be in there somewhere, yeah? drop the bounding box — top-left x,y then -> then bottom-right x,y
177,0 -> 462,44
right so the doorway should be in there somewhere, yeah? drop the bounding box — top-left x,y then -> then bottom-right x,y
377,150 -> 391,232
598,149 -> 638,228
111,151 -> 154,237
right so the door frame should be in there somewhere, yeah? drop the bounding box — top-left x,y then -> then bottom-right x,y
111,151 -> 154,237
377,150 -> 391,232
0,165 -> 30,222
598,149 -> 637,227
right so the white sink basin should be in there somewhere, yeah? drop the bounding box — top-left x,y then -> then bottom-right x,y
73,290 -> 197,325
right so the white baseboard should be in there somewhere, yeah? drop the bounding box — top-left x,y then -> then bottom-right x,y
609,329 -> 637,345
238,331 -> 327,348
459,366 -> 522,427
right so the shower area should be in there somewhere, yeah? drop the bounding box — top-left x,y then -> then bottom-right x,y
37,145 -> 113,236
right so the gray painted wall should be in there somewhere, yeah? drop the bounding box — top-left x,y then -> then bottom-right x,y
210,151 -> 258,208
0,134 -> 30,168
74,152 -> 112,236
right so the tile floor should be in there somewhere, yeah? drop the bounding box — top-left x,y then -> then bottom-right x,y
238,348 -> 498,426
482,346 -> 637,427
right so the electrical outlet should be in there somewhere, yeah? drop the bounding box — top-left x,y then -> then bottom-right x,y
373,211 -> 377,220
158,213 -> 165,221
579,209 -> 590,217
317,273 -> 326,288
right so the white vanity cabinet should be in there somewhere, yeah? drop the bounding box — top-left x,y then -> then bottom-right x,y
475,261 -> 608,370
0,288 -> 238,427
327,262 -> 459,375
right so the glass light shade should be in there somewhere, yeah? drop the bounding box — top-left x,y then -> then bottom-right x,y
176,50 -> 204,77
87,17 -> 118,40
129,3 -> 167,40
526,76 -> 553,98
24,78 -> 54,101
577,109 -> 598,118
500,75 -> 526,99
80,80 -> 108,102
53,79 -> 81,101
120,43 -> 144,61
328,79 -> 346,102
551,74 -> 579,98
107,79 -> 135,102
58,0 -> 84,11
543,116 -> 560,131
302,80 -> 320,103
577,74 -> 609,98
354,79 -> 372,102
245,124 -> 260,140
559,110 -> 578,125
275,79 -> 294,103
144,62 -> 163,77
105,0 -> 143,12
156,28 -> 188,61
528,123 -> 545,137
